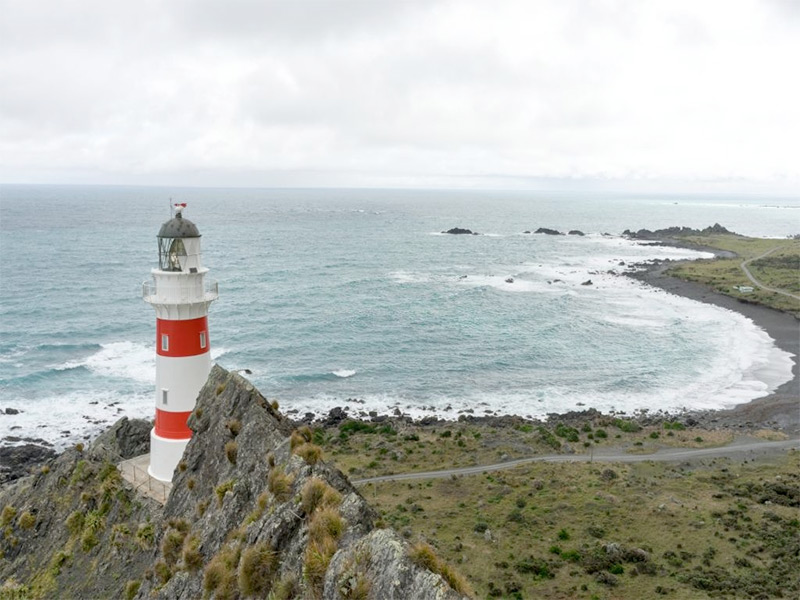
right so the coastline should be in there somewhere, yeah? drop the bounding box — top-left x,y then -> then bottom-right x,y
626,257 -> 799,434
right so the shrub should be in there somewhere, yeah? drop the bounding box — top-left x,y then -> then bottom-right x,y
225,440 -> 238,464
557,528 -> 570,540
18,511 -> 35,530
440,430 -> 452,438
177,460 -> 187,472
309,507 -> 344,542
238,542 -> 278,597
124,580 -> 141,600
595,429 -> 608,439
609,563 -> 624,574
267,469 -> 293,503
75,443 -> 84,452
182,535 -> 203,571
649,431 -> 660,439
474,522 -> 489,533
664,421 -> 686,430
294,443 -> 323,465
555,423 -> 580,442
612,419 -> 641,433
216,479 -> 236,506
1,506 -> 17,527
340,421 -> 376,435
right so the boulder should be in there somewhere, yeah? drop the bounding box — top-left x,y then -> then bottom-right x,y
568,230 -> 585,236
534,227 -> 563,235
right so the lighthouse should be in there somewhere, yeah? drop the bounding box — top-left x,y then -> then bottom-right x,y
142,204 -> 218,482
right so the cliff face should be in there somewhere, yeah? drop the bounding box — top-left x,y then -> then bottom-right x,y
0,365 -> 470,599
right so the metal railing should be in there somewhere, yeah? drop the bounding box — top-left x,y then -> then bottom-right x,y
123,460 -> 171,504
142,279 -> 218,303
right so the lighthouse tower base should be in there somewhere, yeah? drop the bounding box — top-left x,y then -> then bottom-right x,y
148,430 -> 189,482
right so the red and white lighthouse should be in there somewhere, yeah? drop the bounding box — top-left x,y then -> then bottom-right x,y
143,204 -> 218,482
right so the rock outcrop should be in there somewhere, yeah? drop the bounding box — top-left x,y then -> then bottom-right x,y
442,227 -> 479,235
534,227 -> 563,235
0,366 -> 470,599
622,223 -> 735,240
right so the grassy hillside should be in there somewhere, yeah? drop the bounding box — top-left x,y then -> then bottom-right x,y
319,420 -> 798,599
666,235 -> 800,316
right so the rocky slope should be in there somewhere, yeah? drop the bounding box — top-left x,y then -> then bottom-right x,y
0,365 -> 470,599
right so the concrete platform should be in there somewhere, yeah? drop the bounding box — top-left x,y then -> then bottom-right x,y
118,453 -> 172,505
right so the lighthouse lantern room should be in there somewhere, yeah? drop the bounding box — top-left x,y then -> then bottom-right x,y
143,204 -> 218,482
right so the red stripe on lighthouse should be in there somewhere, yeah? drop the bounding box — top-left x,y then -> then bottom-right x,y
154,409 -> 193,439
156,317 -> 209,357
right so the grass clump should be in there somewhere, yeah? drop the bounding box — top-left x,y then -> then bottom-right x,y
226,419 -> 241,437
1,506 -> 17,527
291,426 -> 313,450
304,535 -> 337,596
294,443 -> 323,465
408,542 -> 472,596
216,479 -> 236,506
80,529 -> 99,552
124,580 -> 141,600
225,440 -> 238,465
182,535 -> 203,571
17,511 -> 35,530
204,543 -> 241,600
238,541 -> 278,597
161,529 -> 187,566
135,522 -> 155,549
301,478 -> 342,515
267,468 -> 294,503
309,507 -> 345,542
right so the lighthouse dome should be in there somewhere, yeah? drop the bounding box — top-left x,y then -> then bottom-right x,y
158,214 -> 201,239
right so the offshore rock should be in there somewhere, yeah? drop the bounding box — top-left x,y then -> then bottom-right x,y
534,227 -> 563,235
442,227 -> 479,235
1,366 -> 470,599
622,223 -> 735,239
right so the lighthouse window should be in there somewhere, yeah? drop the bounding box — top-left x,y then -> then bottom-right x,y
161,334 -> 169,352
199,331 -> 207,349
168,238 -> 187,271
161,389 -> 168,405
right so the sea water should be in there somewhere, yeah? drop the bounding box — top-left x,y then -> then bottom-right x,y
0,185 -> 796,448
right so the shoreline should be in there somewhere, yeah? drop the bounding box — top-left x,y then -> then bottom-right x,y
625,254 -> 799,434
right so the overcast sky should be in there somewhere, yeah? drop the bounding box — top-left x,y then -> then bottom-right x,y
1,0 -> 798,191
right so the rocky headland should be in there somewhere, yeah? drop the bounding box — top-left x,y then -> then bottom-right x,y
0,366 -> 470,599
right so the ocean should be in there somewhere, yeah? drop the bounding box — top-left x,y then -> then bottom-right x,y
0,185 -> 796,448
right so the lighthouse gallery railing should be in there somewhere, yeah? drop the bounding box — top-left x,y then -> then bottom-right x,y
142,279 -> 219,304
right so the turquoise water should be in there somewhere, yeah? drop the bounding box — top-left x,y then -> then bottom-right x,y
0,185 -> 796,446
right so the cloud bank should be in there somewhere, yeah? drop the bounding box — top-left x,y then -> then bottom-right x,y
1,0 -> 798,190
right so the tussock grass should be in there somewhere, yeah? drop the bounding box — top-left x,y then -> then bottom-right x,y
408,542 -> 473,596
301,478 -> 341,515
237,542 -> 278,597
294,443 -> 323,465
267,468 -> 294,503
309,507 -> 344,543
204,543 -> 241,599
303,535 -> 337,596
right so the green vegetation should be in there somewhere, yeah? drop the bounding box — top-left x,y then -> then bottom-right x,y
356,446 -> 799,599
215,479 -> 236,506
238,542 -> 278,597
666,234 -> 800,315
408,542 -> 473,596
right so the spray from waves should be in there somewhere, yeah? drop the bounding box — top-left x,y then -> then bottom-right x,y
54,342 -> 230,384
332,369 -> 357,378
0,388 -> 153,450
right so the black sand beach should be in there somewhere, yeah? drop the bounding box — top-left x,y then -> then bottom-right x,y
628,261 -> 800,434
